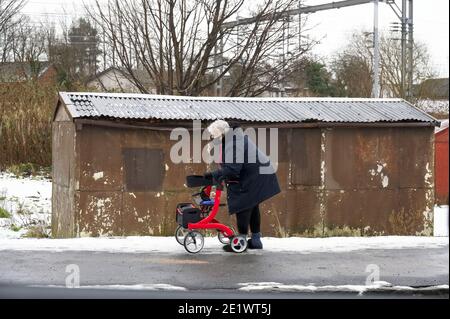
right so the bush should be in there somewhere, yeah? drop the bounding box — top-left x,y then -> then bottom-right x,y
0,207 -> 11,218
10,224 -> 21,232
7,163 -> 51,178
23,224 -> 50,238
0,82 -> 55,169
0,80 -> 94,170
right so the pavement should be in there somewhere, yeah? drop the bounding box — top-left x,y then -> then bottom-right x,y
0,245 -> 448,298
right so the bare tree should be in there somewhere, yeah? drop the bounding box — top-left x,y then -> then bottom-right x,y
0,0 -> 27,62
0,0 -> 25,34
332,31 -> 435,98
332,52 -> 372,98
8,18 -> 47,63
87,0 -> 314,96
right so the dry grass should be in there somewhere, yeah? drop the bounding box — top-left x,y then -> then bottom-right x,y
0,82 -> 57,169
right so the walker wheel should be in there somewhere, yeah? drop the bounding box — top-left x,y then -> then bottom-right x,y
230,235 -> 248,253
175,225 -> 189,245
183,231 -> 204,254
217,226 -> 235,244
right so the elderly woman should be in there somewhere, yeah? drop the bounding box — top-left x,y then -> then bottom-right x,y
204,120 -> 280,251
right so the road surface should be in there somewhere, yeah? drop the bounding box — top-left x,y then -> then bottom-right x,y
0,245 -> 448,298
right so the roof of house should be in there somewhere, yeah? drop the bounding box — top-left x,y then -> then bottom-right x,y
435,119 -> 449,134
0,61 -> 52,82
57,92 -> 439,125
87,67 -> 154,87
413,78 -> 449,99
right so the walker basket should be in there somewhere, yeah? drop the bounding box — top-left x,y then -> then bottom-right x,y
176,203 -> 202,228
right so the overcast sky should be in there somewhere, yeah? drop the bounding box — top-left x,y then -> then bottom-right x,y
21,0 -> 449,77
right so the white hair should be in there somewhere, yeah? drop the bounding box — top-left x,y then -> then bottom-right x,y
207,119 -> 230,138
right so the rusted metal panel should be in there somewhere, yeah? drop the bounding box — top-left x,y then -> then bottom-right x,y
324,189 -> 398,235
324,128 -> 357,190
52,115 -> 436,237
394,188 -> 434,235
323,190 -> 364,233
321,127 -> 434,236
397,127 -> 435,188
274,162 -> 289,192
359,128 -> 399,189
122,129 -> 167,147
323,127 -> 399,190
122,191 -> 171,236
122,148 -> 164,192
290,129 -> 321,186
77,191 -> 123,236
78,125 -> 123,191
284,189 -> 321,235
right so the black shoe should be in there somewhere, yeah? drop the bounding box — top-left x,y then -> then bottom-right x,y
222,244 -> 233,252
247,233 -> 263,249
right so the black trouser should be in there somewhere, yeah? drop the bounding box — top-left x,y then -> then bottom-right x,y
235,205 -> 261,235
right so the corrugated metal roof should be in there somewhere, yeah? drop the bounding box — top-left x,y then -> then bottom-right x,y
58,92 -> 439,124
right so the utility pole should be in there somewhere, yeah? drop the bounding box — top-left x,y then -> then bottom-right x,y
215,0 -> 401,98
407,0 -> 413,99
372,0 -> 380,98
298,0 -> 302,50
401,0 -> 407,98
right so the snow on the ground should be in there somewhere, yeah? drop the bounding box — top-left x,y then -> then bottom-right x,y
0,235 -> 447,254
43,284 -> 187,291
0,172 -> 52,238
237,281 -> 449,295
434,205 -> 449,237
34,282 -> 449,294
416,99 -> 449,115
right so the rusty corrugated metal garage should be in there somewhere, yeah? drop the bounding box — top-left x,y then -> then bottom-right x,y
52,92 -> 440,238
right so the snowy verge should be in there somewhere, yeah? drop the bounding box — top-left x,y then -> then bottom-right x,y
238,281 -> 449,295
434,205 -> 449,237
42,284 -> 187,291
0,172 -> 52,238
0,236 -> 447,254
31,282 -> 449,294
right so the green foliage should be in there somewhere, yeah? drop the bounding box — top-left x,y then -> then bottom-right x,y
10,224 -> 21,232
287,57 -> 342,97
305,61 -> 340,97
0,207 -> 11,218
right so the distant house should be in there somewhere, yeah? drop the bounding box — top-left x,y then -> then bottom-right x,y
0,61 -> 57,84
414,78 -> 449,119
414,78 -> 449,99
86,67 -> 157,93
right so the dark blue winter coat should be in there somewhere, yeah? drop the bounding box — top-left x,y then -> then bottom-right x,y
211,128 -> 281,214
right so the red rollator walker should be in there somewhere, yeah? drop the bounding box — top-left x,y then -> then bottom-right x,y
175,175 -> 248,253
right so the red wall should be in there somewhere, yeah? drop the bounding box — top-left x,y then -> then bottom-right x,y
435,127 -> 449,204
